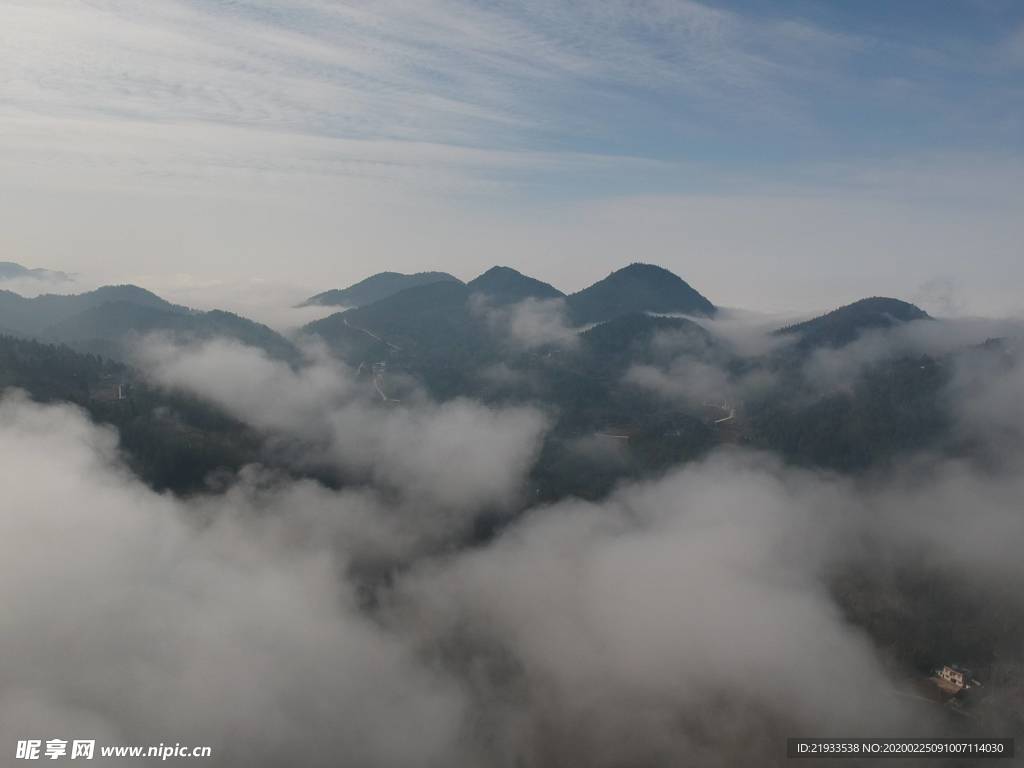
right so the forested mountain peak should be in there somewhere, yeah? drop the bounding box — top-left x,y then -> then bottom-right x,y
467,266 -> 564,304
777,297 -> 930,349
299,271 -> 461,308
566,263 -> 716,325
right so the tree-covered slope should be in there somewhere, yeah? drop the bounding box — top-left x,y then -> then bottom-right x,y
300,271 -> 461,308
0,284 -> 177,335
467,266 -> 564,304
776,297 -> 930,349
0,334 -> 263,493
566,263 -> 716,325
0,285 -> 298,362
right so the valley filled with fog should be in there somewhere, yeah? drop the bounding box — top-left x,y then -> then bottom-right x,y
2,263 -> 1022,766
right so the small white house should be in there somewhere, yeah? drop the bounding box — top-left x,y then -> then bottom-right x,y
936,664 -> 979,691
939,665 -> 966,688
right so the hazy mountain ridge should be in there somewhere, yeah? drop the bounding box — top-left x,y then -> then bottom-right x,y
0,284 -> 176,335
299,271 -> 461,308
295,269 -> 966,484
467,266 -> 565,304
0,261 -> 71,283
0,284 -> 298,362
776,297 -> 931,349
566,263 -> 717,325
0,271 -> 978,485
301,262 -> 715,356
581,311 -> 713,352
306,281 -> 472,349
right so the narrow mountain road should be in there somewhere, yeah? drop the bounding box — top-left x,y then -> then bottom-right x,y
714,407 -> 735,424
704,399 -> 736,424
374,373 -> 387,401
343,316 -> 402,351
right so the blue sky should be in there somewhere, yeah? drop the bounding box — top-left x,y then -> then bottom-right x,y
0,0 -> 1022,315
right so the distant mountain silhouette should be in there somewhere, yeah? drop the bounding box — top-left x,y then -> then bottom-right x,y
47,303 -> 297,362
467,266 -> 564,304
0,264 -> 993,501
776,297 -> 930,349
0,285 -> 176,335
299,271 -> 461,308
0,285 -> 296,361
305,281 -> 472,355
302,265 -> 718,394
566,263 -> 716,325
0,261 -> 71,283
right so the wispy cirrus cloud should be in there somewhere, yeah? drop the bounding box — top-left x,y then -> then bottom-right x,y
0,0 -> 859,187
4,0 -> 1021,189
